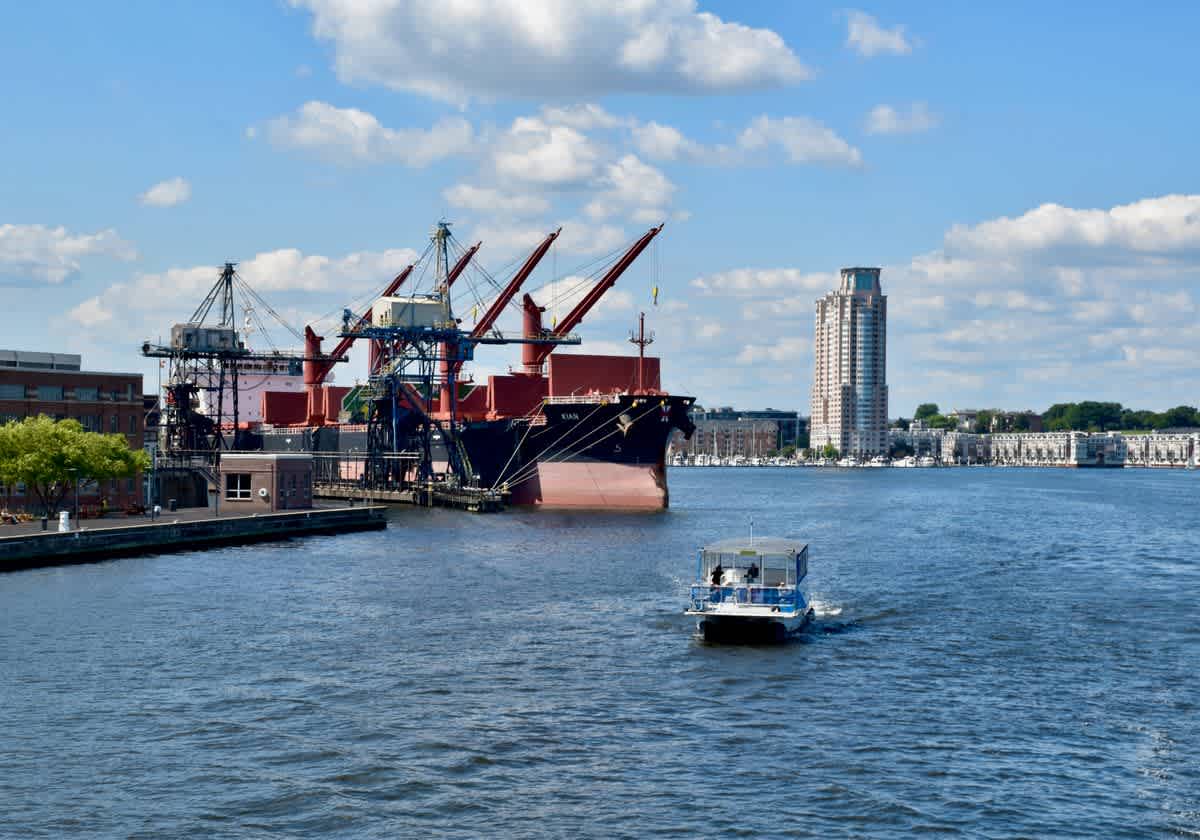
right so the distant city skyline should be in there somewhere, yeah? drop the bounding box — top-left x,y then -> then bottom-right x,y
2,4 -> 1198,412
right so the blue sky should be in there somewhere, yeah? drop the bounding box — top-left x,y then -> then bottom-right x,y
2,1 -> 1198,415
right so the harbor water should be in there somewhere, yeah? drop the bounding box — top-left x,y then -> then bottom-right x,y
2,468 -> 1198,837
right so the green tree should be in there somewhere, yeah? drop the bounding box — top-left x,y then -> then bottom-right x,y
914,403 -> 940,421
926,413 -> 957,430
972,410 -> 994,434
0,416 -> 150,515
821,442 -> 839,459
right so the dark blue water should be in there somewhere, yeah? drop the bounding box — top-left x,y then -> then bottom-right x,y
2,468 -> 1198,838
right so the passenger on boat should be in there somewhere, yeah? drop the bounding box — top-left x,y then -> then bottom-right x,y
747,562 -> 759,582
710,563 -> 723,585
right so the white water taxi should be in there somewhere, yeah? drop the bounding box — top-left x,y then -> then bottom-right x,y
686,537 -> 813,643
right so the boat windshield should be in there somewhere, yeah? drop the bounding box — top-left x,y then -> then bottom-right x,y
698,545 -> 807,587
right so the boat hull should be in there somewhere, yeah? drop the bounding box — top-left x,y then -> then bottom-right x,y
695,610 -> 813,644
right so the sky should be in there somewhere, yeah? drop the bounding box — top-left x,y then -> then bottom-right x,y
2,1 -> 1198,416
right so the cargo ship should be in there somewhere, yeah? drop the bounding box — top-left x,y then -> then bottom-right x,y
255,223 -> 696,509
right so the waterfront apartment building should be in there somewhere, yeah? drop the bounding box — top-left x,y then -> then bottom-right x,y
810,268 -> 888,458
989,431 -> 1125,468
0,349 -> 145,511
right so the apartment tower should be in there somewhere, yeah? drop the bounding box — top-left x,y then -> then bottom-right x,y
810,268 -> 888,457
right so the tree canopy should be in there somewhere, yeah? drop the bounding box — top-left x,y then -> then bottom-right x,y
1043,402 -> 1200,432
0,416 -> 150,514
914,403 -> 940,421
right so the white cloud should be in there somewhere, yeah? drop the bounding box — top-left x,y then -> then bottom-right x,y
258,101 -> 473,166
737,116 -> 862,167
443,185 -> 551,217
944,194 -> 1200,261
490,116 -> 602,187
845,10 -> 913,57
584,155 -> 675,221
138,177 -> 192,208
736,336 -> 810,364
0,224 -> 136,285
631,120 -> 703,161
691,267 -> 837,295
695,321 -> 724,339
69,246 -> 419,339
865,103 -> 938,135
292,0 -> 810,103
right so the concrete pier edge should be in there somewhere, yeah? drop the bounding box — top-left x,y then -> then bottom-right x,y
0,506 -> 388,572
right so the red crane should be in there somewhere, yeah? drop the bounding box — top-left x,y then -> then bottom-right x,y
301,242 -> 481,425
438,228 -> 560,412
520,223 -> 663,375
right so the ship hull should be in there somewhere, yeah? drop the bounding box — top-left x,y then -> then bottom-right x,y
458,393 -> 694,510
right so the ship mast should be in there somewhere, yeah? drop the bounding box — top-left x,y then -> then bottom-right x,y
628,311 -> 654,394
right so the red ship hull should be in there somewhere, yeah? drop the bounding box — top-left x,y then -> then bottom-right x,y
508,459 -> 670,510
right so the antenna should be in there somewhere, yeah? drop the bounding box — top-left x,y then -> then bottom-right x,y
749,516 -> 754,546
628,311 -> 655,393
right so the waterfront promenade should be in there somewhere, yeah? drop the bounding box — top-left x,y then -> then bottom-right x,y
0,503 -> 387,571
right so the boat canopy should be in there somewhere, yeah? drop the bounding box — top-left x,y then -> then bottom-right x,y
698,537 -> 808,587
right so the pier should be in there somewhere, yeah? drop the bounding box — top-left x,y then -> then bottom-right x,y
0,504 -> 387,572
314,483 -> 506,513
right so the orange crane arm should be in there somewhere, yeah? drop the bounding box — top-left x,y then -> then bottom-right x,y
445,241 -> 481,291
471,229 -> 560,340
528,224 -> 662,367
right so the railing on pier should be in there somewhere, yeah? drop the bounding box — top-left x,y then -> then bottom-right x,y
311,452 -> 421,492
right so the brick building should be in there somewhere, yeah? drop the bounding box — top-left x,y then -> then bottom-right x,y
0,349 -> 145,511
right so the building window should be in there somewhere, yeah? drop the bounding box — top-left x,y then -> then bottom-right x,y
0,384 -> 26,400
129,415 -> 137,435
110,415 -> 118,433
38,385 -> 64,401
74,387 -> 98,401
225,473 -> 252,500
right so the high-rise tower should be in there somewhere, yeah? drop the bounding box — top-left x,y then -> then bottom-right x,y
810,267 -> 888,458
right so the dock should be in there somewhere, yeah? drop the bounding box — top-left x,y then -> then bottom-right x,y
314,483 -> 506,513
0,504 -> 388,572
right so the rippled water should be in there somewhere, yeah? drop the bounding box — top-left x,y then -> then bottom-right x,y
2,468 -> 1198,838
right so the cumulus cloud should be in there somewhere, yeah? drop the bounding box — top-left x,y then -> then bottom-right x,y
736,116 -> 863,167
291,0 -> 810,103
584,155 -> 675,222
691,267 -> 838,295
257,101 -> 473,166
68,246 -> 419,338
944,194 -> 1200,262
0,224 -> 136,285
138,177 -> 192,208
489,115 -> 603,187
736,336 -> 811,364
845,10 -> 913,57
443,185 -> 551,217
865,103 -> 938,135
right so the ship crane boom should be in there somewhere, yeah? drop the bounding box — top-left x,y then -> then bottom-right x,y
524,223 -> 663,372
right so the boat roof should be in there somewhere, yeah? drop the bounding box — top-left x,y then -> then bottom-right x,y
702,537 -> 807,555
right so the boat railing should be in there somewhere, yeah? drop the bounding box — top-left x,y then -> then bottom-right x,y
544,393 -> 620,405
689,584 -> 799,609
